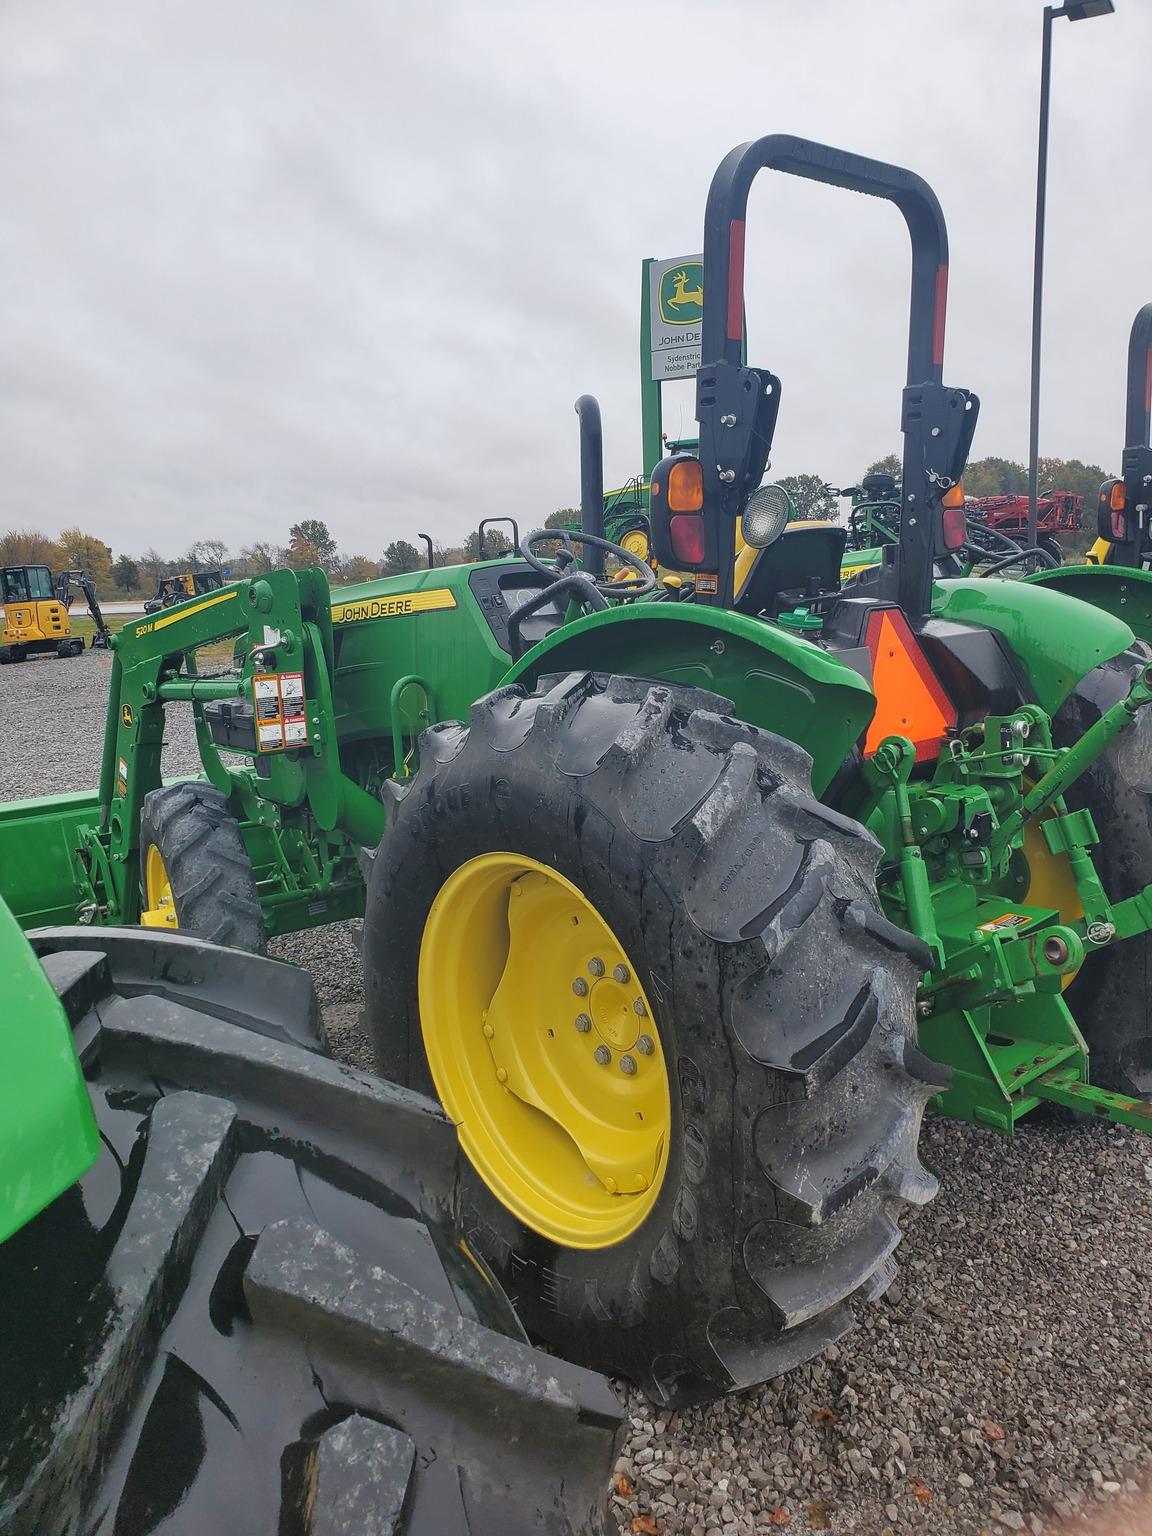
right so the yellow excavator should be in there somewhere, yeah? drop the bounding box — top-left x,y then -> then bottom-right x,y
0,565 -> 112,662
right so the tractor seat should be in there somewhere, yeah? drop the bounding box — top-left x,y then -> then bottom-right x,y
734,521 -> 847,617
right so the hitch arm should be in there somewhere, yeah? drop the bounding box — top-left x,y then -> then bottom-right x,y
999,661 -> 1152,847
864,736 -> 945,970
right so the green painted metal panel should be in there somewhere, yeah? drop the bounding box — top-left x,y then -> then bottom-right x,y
931,577 -> 1134,714
331,560 -> 512,744
0,789 -> 100,928
502,603 -> 875,794
1023,564 -> 1152,649
0,897 -> 98,1242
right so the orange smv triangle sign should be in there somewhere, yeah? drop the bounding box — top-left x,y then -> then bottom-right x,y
863,608 -> 956,763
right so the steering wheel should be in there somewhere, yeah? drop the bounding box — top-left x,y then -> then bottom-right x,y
519,528 -> 657,598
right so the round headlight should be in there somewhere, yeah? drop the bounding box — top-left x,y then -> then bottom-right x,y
741,484 -> 792,548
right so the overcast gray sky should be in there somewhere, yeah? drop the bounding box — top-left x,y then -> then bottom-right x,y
0,0 -> 1146,559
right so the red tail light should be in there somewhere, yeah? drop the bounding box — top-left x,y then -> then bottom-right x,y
669,515 -> 705,565
941,505 -> 967,550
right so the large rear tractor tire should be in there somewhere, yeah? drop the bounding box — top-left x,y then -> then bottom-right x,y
139,781 -> 265,952
2,925 -> 621,1536
364,672 -> 944,1407
1051,652 -> 1152,1096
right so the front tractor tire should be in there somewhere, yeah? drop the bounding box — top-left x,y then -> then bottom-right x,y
364,672 -> 944,1407
139,782 -> 265,952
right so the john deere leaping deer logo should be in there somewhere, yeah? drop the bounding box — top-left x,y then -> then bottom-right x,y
658,262 -> 704,326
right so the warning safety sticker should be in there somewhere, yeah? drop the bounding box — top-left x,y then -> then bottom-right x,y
977,912 -> 1033,933
252,671 -> 307,753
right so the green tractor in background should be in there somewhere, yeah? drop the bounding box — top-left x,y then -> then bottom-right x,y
838,302 -> 1152,648
9,134 -> 1152,1420
552,476 -> 655,563
835,474 -> 1063,580
1022,301 -> 1152,640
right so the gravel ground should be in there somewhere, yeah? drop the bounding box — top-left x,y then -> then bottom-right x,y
3,648 -> 1150,1535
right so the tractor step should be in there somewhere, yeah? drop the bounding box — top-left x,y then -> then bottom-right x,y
1032,1066 -> 1152,1130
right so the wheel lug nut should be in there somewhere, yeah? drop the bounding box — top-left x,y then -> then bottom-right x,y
594,1045 -> 611,1065
496,1067 -> 508,1084
633,998 -> 647,1017
575,1013 -> 592,1032
613,964 -> 630,983
620,1054 -> 637,1075
604,1176 -> 618,1193
636,1034 -> 654,1055
482,1023 -> 494,1039
572,977 -> 588,996
588,957 -> 605,977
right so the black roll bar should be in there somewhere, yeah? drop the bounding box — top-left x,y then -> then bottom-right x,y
1126,304 -> 1152,451
695,134 -> 975,618
701,134 -> 949,388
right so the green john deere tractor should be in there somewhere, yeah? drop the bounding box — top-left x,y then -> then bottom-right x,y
7,134 -> 1152,1419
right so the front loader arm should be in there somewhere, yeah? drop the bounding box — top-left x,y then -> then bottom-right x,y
82,569 -> 381,930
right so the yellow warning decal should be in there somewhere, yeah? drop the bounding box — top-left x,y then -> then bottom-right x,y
331,588 -> 457,625
978,912 -> 1033,933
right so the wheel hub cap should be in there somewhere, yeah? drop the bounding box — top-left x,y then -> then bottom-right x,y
418,853 -> 670,1247
140,845 -> 178,929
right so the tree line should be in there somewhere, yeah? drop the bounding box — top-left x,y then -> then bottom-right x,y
0,453 -> 1114,596
777,454 -> 1114,539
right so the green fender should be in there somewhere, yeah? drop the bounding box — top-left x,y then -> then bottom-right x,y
931,577 -> 1135,714
501,603 -> 875,795
0,897 -> 99,1243
1021,564 -> 1152,651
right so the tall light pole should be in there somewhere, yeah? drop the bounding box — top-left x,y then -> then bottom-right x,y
1027,0 -> 1114,550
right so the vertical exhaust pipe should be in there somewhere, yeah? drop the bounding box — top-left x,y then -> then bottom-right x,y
575,394 -> 605,578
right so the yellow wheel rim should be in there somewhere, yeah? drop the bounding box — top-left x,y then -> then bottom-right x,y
1023,809 -> 1084,989
418,853 -> 670,1248
618,528 -> 651,562
141,844 -> 179,929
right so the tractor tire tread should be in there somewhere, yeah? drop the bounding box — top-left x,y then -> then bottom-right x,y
140,782 -> 265,953
2,927 -> 620,1536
